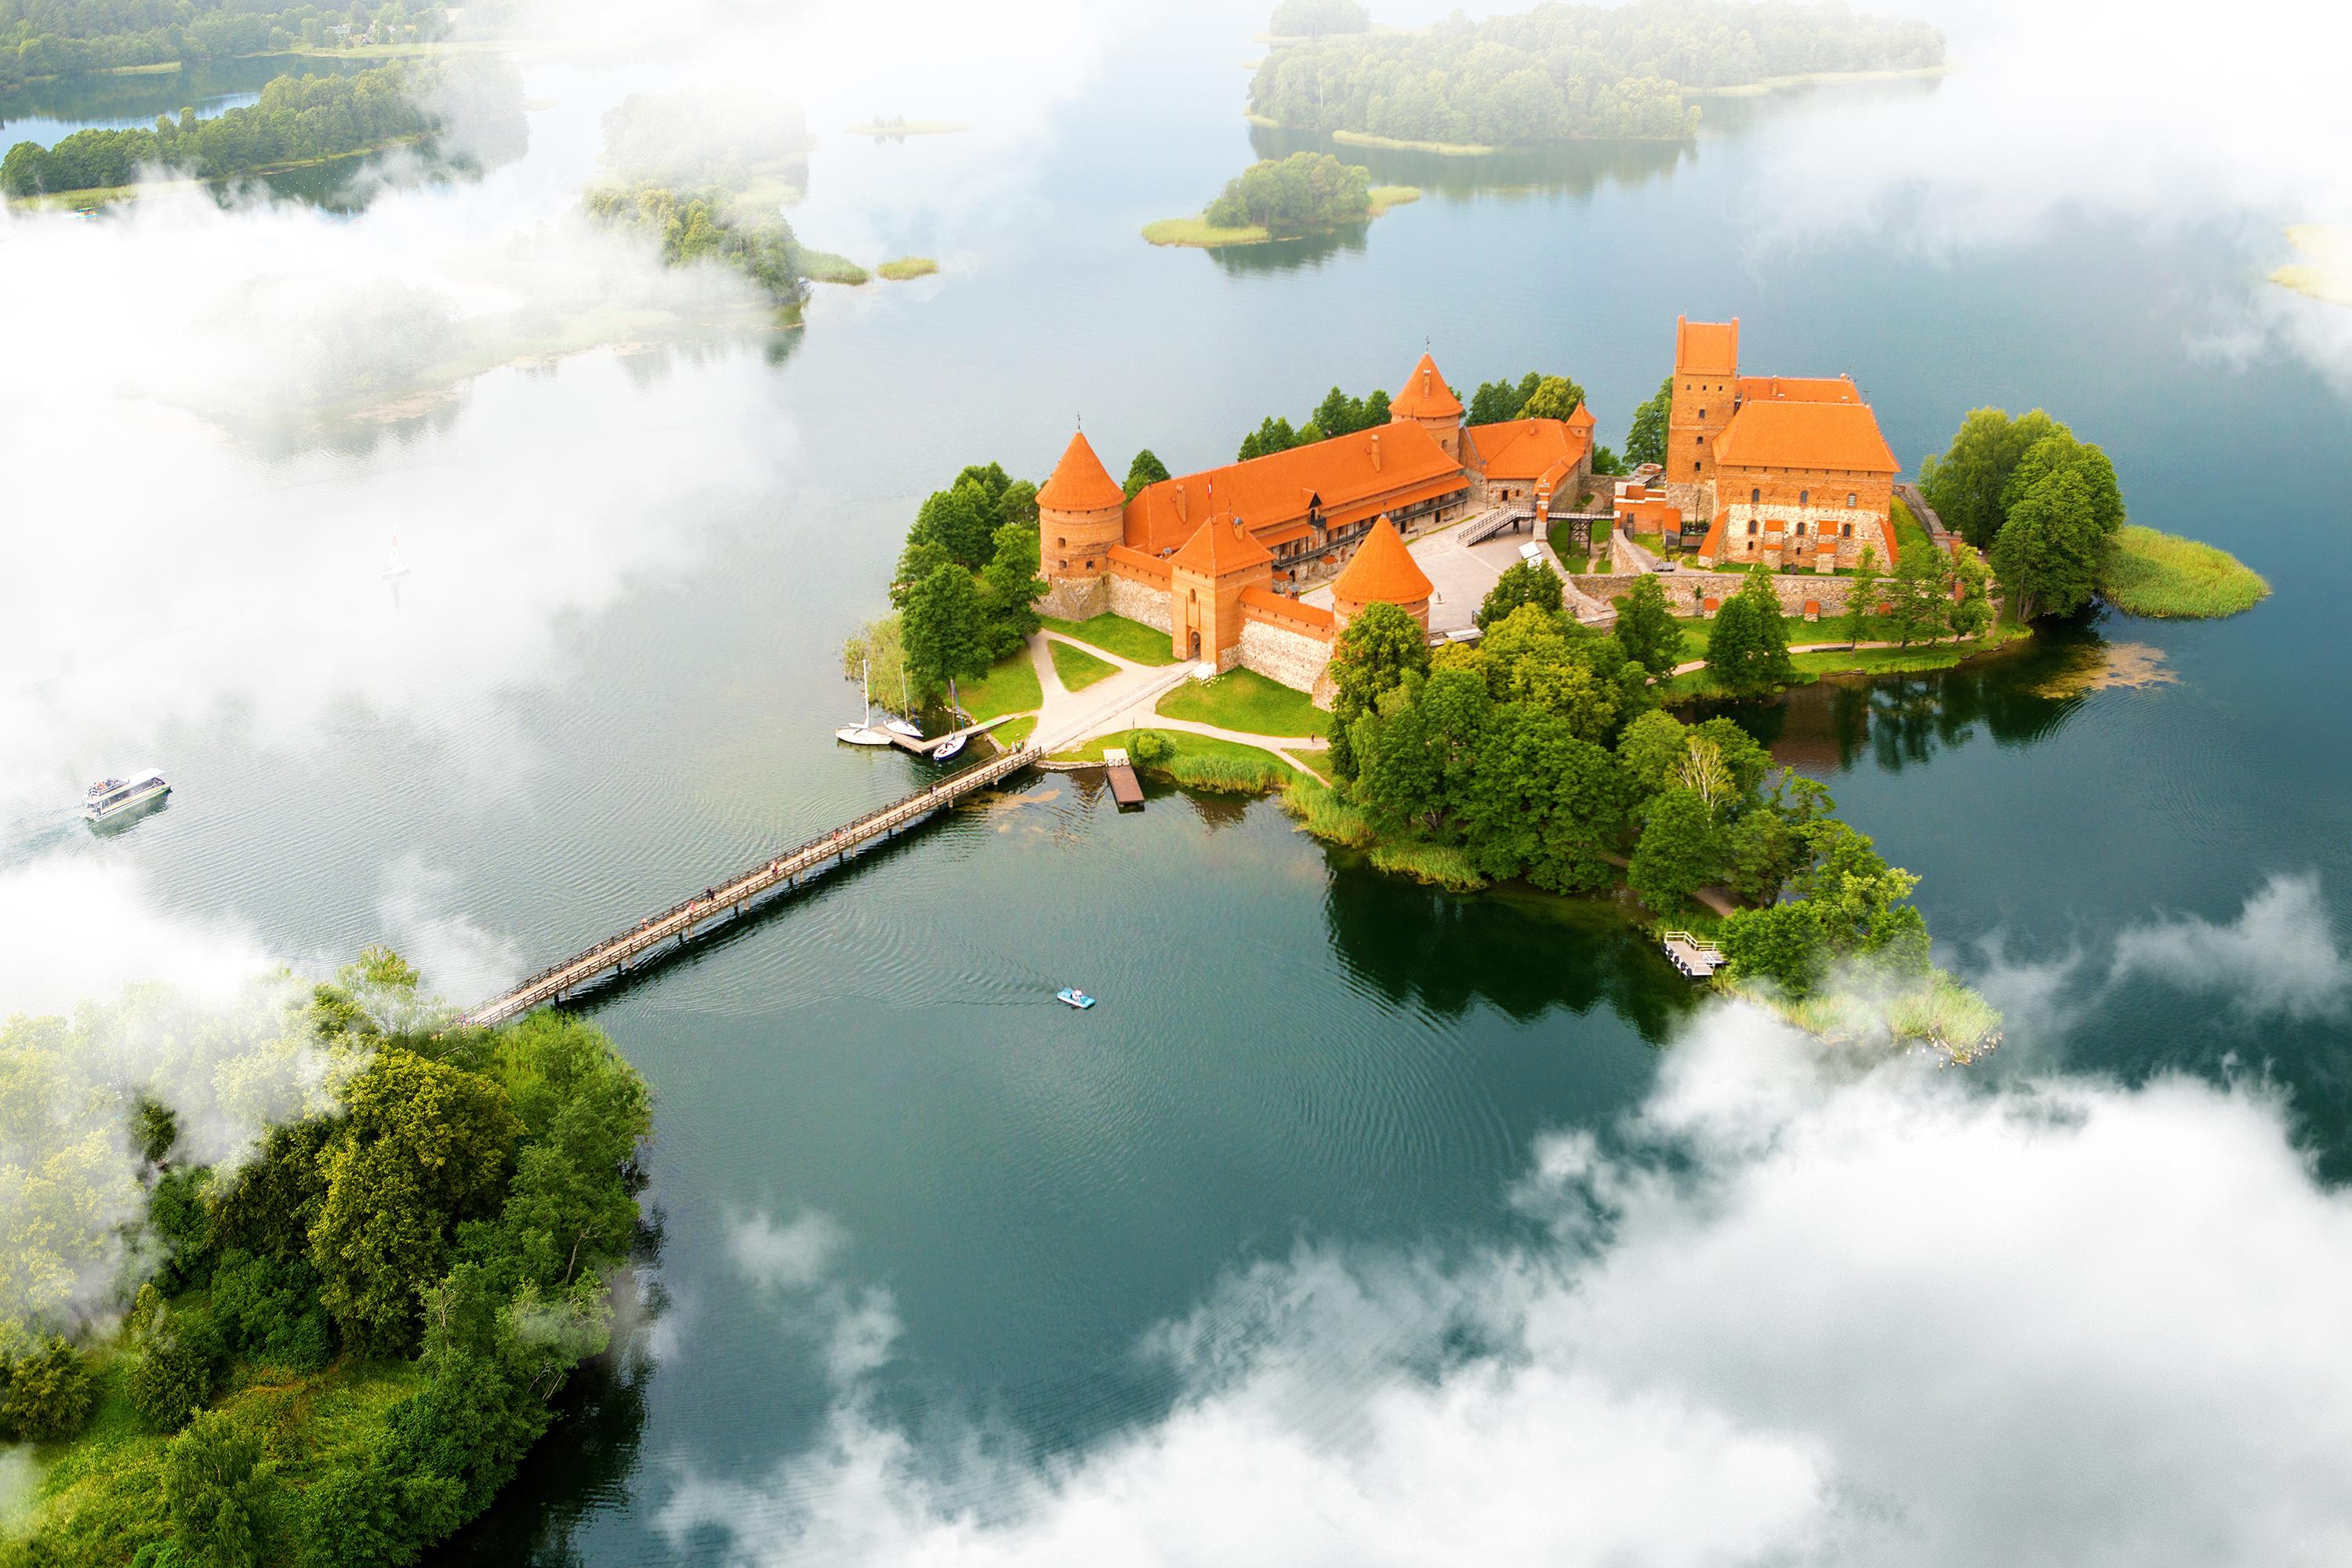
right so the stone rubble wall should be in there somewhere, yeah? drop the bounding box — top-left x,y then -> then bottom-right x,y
1036,576 -> 1107,622
1238,617 -> 1334,705
1573,571 -> 1876,619
1106,572 -> 1172,634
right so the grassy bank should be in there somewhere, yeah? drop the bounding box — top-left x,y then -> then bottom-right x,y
1658,615 -> 2029,699
1053,728 -> 1294,793
1155,668 -> 1328,738
956,652 -> 1043,722
877,256 -> 939,280
2100,525 -> 2270,619
1889,495 -> 1937,562
1049,640 -> 1118,693
1281,778 -> 1490,891
1330,128 -> 1495,155
798,249 -> 871,285
7,134 -> 428,209
1041,614 -> 1178,665
1367,184 -> 1421,214
1748,967 -> 2003,1061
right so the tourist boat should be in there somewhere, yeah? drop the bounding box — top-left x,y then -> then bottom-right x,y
930,731 -> 965,761
836,656 -> 895,746
1055,988 -> 1096,1010
84,769 -> 170,822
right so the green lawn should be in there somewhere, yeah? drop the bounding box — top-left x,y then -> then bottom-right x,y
1049,639 -> 1118,693
1041,614 -> 1178,666
993,716 -> 1038,750
1286,747 -> 1336,781
957,652 -> 1043,720
1155,668 -> 1329,739
2100,525 -> 2270,618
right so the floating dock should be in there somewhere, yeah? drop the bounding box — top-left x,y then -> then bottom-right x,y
1102,746 -> 1145,808
1661,930 -> 1725,979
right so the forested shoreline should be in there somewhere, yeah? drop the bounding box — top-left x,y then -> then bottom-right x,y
1247,0 -> 1944,146
0,0 -> 445,90
2,60 -> 506,196
0,953 -> 653,1566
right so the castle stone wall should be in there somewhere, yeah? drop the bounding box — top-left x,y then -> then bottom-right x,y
1106,573 -> 1171,633
1573,572 -> 1875,618
1036,576 -> 1107,622
1239,617 -> 1334,701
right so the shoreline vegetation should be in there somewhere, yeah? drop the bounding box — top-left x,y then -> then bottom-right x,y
2270,224 -> 2351,306
0,952 -> 654,1566
1145,150 -> 1417,249
0,0 -> 455,90
2099,525 -> 2270,619
2,60 -> 514,201
1247,0 -> 1946,148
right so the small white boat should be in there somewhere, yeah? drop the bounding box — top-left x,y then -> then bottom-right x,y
382,535 -> 411,580
1055,987 -> 1096,1010
886,669 -> 924,738
930,731 -> 965,760
837,655 -> 895,746
84,769 -> 170,822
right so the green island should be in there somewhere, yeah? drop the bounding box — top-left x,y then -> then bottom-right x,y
0,951 -> 652,1566
1247,0 -> 1945,147
877,256 -> 939,281
583,92 -> 900,303
0,0 -> 445,88
1917,406 -> 2266,620
1,60 -> 514,199
1145,150 -> 1418,249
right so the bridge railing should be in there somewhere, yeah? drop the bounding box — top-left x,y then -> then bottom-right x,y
476,746 -> 1042,1015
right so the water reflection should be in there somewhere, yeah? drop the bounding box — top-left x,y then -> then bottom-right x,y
1319,853 -> 1697,1040
1690,621 -> 2105,775
1247,123 -> 1693,202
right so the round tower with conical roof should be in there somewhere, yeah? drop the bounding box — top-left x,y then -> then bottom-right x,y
1388,350 -> 1465,462
1036,429 -> 1129,620
1330,515 -> 1434,634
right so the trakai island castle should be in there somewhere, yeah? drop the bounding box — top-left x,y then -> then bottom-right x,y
1035,323 -> 1898,703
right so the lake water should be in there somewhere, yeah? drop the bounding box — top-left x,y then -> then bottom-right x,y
13,9 -> 2352,1562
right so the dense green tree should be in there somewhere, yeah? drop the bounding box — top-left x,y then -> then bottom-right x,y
901,561 -> 994,689
0,1338 -> 94,1443
1991,467 -> 2107,621
2001,432 -> 2123,535
1312,385 -> 1386,437
1918,407 -> 2067,549
1475,559 -> 1564,630
1838,544 -> 1880,648
1327,601 -> 1429,778
1124,448 -> 1171,499
908,480 -> 999,569
1612,572 -> 1684,677
1706,568 -> 1794,695
1203,151 -> 1372,232
1591,445 -> 1625,476
1517,374 -> 1587,423
1947,540 -> 1994,639
1625,374 -> 1674,468
890,536 -> 954,611
1718,902 -> 1826,993
310,1051 -> 520,1356
1269,0 -> 1369,34
162,1409 -> 274,1568
1614,709 -> 1688,796
1886,537 -> 1951,646
978,522 -> 1047,660
1237,414 -> 1302,462
131,1311 -> 223,1431
1628,787 -> 1719,912
996,479 -> 1040,528
1462,713 -> 1628,891
1475,604 -> 1631,742
1467,372 -> 1541,426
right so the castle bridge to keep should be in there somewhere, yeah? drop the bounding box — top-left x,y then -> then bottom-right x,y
460,744 -> 1044,1027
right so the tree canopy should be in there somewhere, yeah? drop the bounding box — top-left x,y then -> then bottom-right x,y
1269,0 -> 1368,35
1124,448 -> 1171,499
1704,567 -> 1795,695
1917,406 -> 2068,549
1476,559 -> 1565,630
1466,370 -> 1586,426
0,0 -> 444,81
1922,409 -> 2126,620
1248,0 -> 1941,145
1625,374 -> 1674,468
1203,151 -> 1372,233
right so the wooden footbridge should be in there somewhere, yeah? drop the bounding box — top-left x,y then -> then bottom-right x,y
460,742 -> 1044,1027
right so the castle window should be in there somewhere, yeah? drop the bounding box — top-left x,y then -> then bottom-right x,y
1747,518 -> 1758,536
1056,537 -> 1065,548
1847,492 -> 1857,507
1751,487 -> 1760,505
1795,521 -> 1806,536
1698,408 -> 1706,419
1798,490 -> 1809,506
1693,461 -> 1701,474
1842,523 -> 1853,537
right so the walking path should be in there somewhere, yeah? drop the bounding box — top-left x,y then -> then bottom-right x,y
1024,631 -> 1328,772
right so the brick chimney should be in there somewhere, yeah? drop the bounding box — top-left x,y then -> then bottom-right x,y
1370,431 -> 1381,471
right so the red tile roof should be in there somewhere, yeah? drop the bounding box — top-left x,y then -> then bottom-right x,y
1124,422 -> 1462,555
1389,352 -> 1462,419
1737,375 -> 1859,405
1712,399 -> 1899,474
1332,516 -> 1432,604
1168,514 -> 1273,577
1675,316 -> 1740,376
1240,585 -> 1335,637
1465,414 -> 1592,483
1037,430 -> 1125,511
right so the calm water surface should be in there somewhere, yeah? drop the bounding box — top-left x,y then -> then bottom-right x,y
19,10 -> 2352,1559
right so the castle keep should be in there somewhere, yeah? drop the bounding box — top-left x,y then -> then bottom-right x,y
1662,316 -> 1901,572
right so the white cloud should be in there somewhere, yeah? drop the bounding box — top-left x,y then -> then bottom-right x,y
375,857 -> 523,1010
2111,872 -> 2349,1021
728,1209 -> 851,1295
724,1207 -> 903,1387
0,855 -> 268,1020
663,1004 -> 2352,1567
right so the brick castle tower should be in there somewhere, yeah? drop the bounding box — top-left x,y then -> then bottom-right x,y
1665,315 -> 1739,519
1035,429 -> 1127,619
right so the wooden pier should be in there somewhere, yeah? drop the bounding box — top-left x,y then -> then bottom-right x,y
1660,930 -> 1726,979
1102,746 -> 1145,808
460,742 -> 1044,1027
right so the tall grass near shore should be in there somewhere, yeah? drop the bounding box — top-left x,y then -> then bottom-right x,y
2100,525 -> 2270,619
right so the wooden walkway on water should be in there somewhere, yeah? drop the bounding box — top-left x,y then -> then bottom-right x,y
460,742 -> 1044,1027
